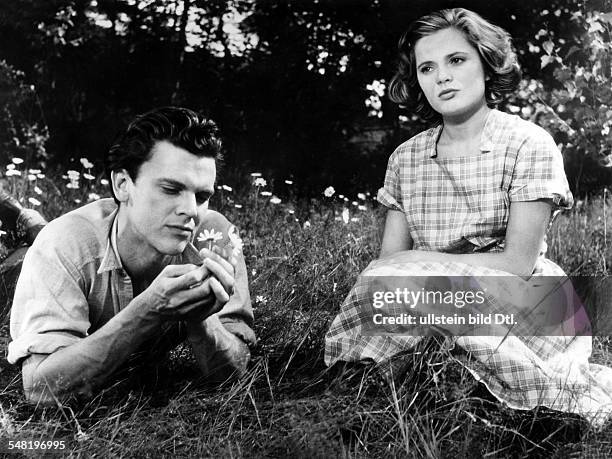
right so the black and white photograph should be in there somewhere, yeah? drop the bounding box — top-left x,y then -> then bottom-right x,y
0,0 -> 611,457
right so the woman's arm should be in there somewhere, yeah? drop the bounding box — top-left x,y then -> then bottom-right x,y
379,210 -> 413,258
391,200 -> 552,277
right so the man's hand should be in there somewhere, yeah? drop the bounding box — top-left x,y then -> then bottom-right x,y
140,246 -> 237,323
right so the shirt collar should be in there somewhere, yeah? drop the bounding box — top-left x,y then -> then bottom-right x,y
97,208 -> 124,274
428,108 -> 498,158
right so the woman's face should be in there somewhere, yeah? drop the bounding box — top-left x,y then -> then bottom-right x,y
414,27 -> 488,121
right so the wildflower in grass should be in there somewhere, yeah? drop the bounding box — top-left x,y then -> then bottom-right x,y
255,295 -> 268,305
250,172 -> 262,177
88,193 -> 100,201
343,197 -> 349,202
288,209 -> 295,214
260,191 -> 272,197
222,184 -> 232,192
251,269 -> 257,276
36,173 -> 45,179
34,186 -> 42,195
339,194 -> 344,199
270,196 -> 281,205
254,177 -> 267,187
352,201 -> 358,206
29,168 -> 42,174
66,182 -> 79,189
358,205 -> 367,211
342,208 -> 350,224
67,170 -> 80,179
303,220 -> 311,229
80,158 -> 94,169
11,157 -> 24,165
27,174 -> 36,181
100,178 -> 109,185
197,228 -> 223,250
323,186 -> 335,197
6,169 -> 21,177
6,164 -> 15,170
228,225 -> 243,256
234,204 -> 243,209
285,180 -> 293,185
28,197 -> 41,206
83,173 -> 95,180
0,230 -> 6,236
357,193 -> 366,200
351,217 -> 360,222
74,198 -> 81,204
333,282 -> 337,292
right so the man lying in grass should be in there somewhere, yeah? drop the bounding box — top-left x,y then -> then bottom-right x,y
7,107 -> 255,405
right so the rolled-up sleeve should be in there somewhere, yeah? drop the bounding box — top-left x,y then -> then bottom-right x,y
194,210 -> 256,346
8,227 -> 90,364
509,129 -> 573,210
376,149 -> 404,212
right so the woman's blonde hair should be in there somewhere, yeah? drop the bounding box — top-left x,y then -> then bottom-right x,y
388,8 -> 521,122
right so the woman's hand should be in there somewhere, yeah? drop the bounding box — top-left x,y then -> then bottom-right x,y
379,210 -> 413,258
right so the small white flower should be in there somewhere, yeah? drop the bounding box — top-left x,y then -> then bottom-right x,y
352,201 -> 358,206
11,157 -> 24,165
288,209 -> 295,214
234,204 -> 243,209
6,169 -> 21,177
34,186 -> 42,195
29,168 -> 42,174
254,177 -> 267,187
100,178 -> 109,185
351,217 -> 360,222
303,220 -> 311,229
67,170 -> 80,179
28,197 -> 41,206
83,173 -> 95,180
255,295 -> 268,305
323,186 -> 335,198
250,172 -> 262,177
80,158 -> 94,169
74,198 -> 81,204
0,230 -> 6,236
270,196 -> 281,205
222,184 -> 233,192
251,269 -> 257,276
342,208 -> 349,224
37,173 -> 45,179
66,182 -> 79,189
88,193 -> 100,201
338,194 -> 344,199
228,225 -> 243,256
357,193 -> 366,200
197,229 -> 223,243
27,174 -> 37,181
6,164 -> 15,170
358,205 -> 367,211
260,191 -> 272,197
284,180 -> 293,185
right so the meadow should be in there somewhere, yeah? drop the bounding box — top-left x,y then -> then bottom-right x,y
0,160 -> 610,458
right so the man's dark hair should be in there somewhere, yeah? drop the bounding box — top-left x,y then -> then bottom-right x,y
105,106 -> 223,202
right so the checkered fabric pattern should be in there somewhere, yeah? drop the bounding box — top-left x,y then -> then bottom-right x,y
377,109 -> 573,253
325,110 -> 612,426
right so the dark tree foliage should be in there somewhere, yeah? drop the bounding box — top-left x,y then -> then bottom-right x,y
0,0 -> 609,195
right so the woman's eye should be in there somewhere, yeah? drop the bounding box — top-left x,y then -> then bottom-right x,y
450,56 -> 464,64
162,187 -> 179,194
419,65 -> 433,73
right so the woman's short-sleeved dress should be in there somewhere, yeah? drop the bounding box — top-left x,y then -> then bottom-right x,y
324,109 -> 612,426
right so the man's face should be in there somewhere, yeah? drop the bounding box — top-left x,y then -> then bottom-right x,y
120,140 -> 215,257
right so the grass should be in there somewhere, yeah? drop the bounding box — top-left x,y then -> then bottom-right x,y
0,164 -> 611,457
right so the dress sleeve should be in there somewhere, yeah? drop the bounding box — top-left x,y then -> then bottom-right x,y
376,149 -> 404,212
193,211 -> 256,347
508,128 -> 573,210
8,226 -> 90,365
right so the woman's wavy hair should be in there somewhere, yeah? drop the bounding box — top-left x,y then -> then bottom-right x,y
106,106 -> 223,203
388,8 -> 521,123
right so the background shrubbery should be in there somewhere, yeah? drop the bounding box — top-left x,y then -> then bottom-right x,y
0,0 -> 610,196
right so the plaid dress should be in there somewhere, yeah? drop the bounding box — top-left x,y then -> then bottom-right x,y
325,109 -> 612,426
